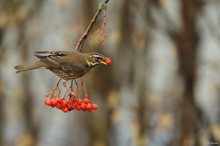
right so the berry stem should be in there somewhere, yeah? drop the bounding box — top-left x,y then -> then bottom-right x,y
74,80 -> 79,97
63,87 -> 69,99
102,9 -> 107,29
81,79 -> 89,97
49,78 -> 61,98
70,79 -> 74,91
55,79 -> 61,94
63,85 -> 76,98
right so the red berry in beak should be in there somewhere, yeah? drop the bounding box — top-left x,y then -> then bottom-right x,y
105,58 -> 112,65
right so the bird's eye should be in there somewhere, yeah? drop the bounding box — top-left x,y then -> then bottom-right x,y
92,54 -> 102,60
96,56 -> 102,60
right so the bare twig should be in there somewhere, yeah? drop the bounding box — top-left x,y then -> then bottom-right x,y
81,79 -> 89,97
75,0 -> 110,52
53,79 -> 61,95
74,80 -> 79,97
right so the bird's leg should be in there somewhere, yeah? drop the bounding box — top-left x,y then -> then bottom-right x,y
81,78 -> 89,97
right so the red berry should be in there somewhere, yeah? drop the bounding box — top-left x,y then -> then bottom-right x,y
56,103 -> 62,109
62,101 -> 68,108
67,103 -> 74,110
105,58 -> 112,65
77,99 -> 83,105
81,103 -> 86,111
56,97 -> 62,103
87,108 -> 92,112
86,103 -> 92,111
62,107 -> 69,113
71,104 -> 76,110
72,105 -> 76,110
51,99 -> 57,105
92,104 -> 98,110
68,97 -> 75,103
44,98 -> 51,106
86,103 -> 92,108
83,97 -> 90,104
49,99 -> 56,107
76,105 -> 82,110
68,106 -> 74,111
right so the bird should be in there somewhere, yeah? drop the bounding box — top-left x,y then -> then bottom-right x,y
15,50 -> 112,80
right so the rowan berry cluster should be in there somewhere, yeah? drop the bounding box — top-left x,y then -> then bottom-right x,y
44,97 -> 98,113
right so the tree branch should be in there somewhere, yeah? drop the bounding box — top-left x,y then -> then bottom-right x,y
74,0 -> 110,52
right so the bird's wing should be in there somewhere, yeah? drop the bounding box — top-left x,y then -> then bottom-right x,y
34,51 -> 87,72
59,55 -> 88,72
60,62 -> 86,72
34,51 -> 77,67
34,51 -> 73,58
34,51 -> 66,68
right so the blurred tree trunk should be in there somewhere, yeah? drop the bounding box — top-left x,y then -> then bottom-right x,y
81,1 -> 111,146
1,0 -> 220,146
0,12 -> 4,144
195,1 -> 220,145
18,18 -> 37,140
0,56 -> 4,146
177,0 -> 202,145
110,0 -> 137,146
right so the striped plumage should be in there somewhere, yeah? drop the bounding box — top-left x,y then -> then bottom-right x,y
15,50 -> 110,80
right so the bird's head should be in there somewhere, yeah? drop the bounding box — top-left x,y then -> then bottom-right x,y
87,52 -> 112,67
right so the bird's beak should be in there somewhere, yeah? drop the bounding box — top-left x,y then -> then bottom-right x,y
100,61 -> 107,65
100,58 -> 112,65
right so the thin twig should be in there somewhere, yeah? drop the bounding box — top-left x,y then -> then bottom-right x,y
81,79 -> 89,97
53,79 -> 61,95
75,0 -> 110,52
74,80 -> 79,97
63,85 -> 76,98
70,79 -> 74,91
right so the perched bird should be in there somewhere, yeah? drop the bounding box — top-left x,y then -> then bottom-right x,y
15,50 -> 112,80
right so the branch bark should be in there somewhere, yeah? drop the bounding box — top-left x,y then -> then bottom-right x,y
74,0 -> 110,52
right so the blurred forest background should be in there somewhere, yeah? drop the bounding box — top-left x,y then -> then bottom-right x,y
0,0 -> 220,146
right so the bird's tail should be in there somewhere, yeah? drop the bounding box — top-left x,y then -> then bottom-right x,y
15,61 -> 44,73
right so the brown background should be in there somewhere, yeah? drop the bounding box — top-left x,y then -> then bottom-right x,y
0,0 -> 220,146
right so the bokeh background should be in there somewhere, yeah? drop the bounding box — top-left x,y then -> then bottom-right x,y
0,0 -> 220,146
